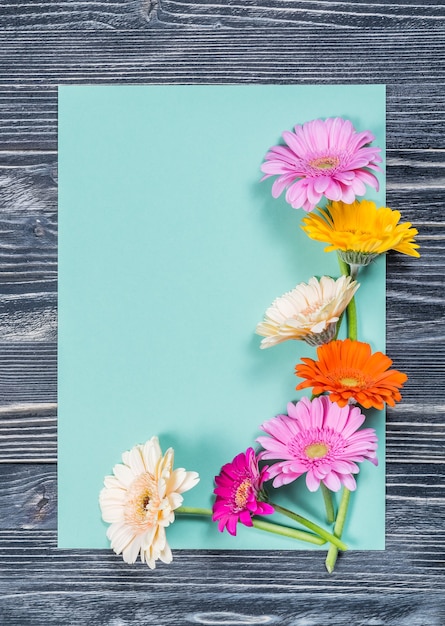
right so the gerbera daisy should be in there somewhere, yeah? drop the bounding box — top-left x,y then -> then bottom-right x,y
212,447 -> 274,536
257,396 -> 378,492
99,436 -> 199,569
301,199 -> 420,267
256,275 -> 359,348
295,338 -> 407,410
261,117 -> 382,212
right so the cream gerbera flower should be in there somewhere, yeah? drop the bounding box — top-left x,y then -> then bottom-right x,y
256,275 -> 359,348
99,437 -> 199,569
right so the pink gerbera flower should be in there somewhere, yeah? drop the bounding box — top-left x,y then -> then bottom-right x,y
212,448 -> 274,535
261,117 -> 382,212
257,396 -> 378,492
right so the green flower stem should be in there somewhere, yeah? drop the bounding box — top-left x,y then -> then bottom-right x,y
320,483 -> 335,525
325,487 -> 351,574
176,506 -> 325,546
337,253 -> 358,341
270,502 -> 348,551
346,296 -> 358,341
251,518 -> 326,546
176,506 -> 213,516
337,254 -> 350,278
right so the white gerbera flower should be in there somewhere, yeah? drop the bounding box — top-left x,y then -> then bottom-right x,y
255,275 -> 359,348
99,436 -> 199,569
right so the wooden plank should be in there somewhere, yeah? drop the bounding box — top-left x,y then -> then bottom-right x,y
0,0 -> 444,30
0,29 -> 443,149
0,0 -> 157,30
0,153 -> 57,214
0,464 -> 56,529
0,343 -> 56,406
0,532 -> 443,626
0,566 -> 444,626
0,213 -> 57,289
0,531 -> 443,607
158,0 -> 445,29
0,406 -> 56,462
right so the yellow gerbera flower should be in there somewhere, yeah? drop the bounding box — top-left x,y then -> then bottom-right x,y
301,199 -> 420,267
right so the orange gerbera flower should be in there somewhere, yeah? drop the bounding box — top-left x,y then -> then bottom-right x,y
295,339 -> 407,410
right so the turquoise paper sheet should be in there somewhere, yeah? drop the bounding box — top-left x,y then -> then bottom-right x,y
58,84 -> 386,550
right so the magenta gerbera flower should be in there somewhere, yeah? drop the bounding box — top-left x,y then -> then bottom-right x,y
257,396 -> 378,492
212,447 -> 274,536
261,117 -> 382,212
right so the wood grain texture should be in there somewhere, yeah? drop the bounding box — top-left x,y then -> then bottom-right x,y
0,405 -> 56,462
1,0 -> 444,30
0,531 -> 445,626
0,0 -> 156,30
0,30 -> 444,151
157,0 -> 445,29
0,529 -> 444,624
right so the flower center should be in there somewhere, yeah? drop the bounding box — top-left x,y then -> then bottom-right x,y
234,478 -> 251,511
124,472 -> 161,533
340,376 -> 360,386
309,155 -> 340,171
305,442 -> 329,459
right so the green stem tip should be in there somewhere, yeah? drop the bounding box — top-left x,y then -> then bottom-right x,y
325,487 -> 351,574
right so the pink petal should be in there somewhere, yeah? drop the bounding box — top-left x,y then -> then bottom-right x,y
349,129 -> 376,151
306,179 -> 323,205
335,118 -> 354,149
323,471 -> 342,492
324,400 -> 349,432
306,470 -> 320,492
271,173 -> 297,198
308,119 -> 329,152
239,510 -> 253,527
341,473 -> 357,491
285,180 -> 309,209
313,176 -> 331,193
336,171 -> 355,184
355,169 -> 380,190
227,516 -> 238,536
325,179 -> 343,201
339,184 -> 356,204
350,176 -> 367,196
282,130 -> 307,156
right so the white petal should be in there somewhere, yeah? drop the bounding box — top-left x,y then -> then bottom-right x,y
168,469 -> 200,494
122,535 -> 143,564
159,541 -> 173,565
107,522 -> 135,555
142,437 -> 162,474
168,492 -> 184,510
113,463 -> 134,488
126,445 -> 146,477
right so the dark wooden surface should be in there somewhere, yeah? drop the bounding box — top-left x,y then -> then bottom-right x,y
0,3 -> 444,624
